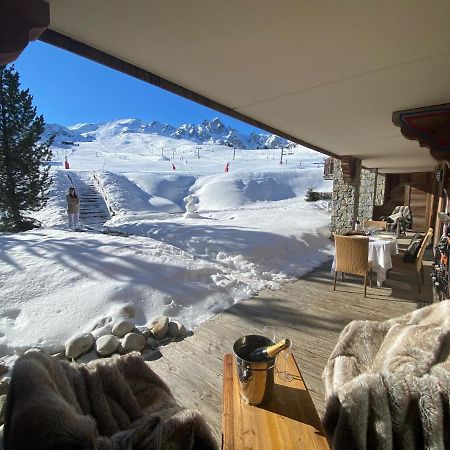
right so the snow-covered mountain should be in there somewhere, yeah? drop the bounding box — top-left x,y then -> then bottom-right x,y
44,117 -> 294,149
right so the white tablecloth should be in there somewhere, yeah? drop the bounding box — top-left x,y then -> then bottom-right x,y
332,237 -> 399,285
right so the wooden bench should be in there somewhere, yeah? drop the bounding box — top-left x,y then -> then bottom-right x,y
222,352 -> 330,449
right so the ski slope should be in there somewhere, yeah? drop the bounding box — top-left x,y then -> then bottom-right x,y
0,122 -> 333,367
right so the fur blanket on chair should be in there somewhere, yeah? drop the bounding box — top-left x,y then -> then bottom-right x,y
3,351 -> 217,450
323,301 -> 450,450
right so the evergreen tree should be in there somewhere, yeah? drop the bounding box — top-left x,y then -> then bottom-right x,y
0,65 -> 53,231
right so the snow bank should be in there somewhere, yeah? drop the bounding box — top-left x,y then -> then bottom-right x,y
30,170 -> 69,227
102,170 -> 333,306
0,230 -> 238,363
125,172 -> 195,211
94,171 -> 160,215
192,168 -> 330,211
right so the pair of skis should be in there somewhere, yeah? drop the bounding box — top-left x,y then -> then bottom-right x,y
433,189 -> 450,300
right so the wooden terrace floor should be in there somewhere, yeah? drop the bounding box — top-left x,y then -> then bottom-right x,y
150,242 -> 434,444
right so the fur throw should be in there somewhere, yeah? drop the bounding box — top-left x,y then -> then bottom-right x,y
3,351 -> 217,450
323,300 -> 450,450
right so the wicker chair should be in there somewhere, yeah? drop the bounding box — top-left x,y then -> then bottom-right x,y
362,219 -> 387,231
333,235 -> 372,297
391,227 -> 433,293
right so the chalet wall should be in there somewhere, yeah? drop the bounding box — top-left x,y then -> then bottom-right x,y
358,168 -> 377,222
331,159 -> 360,234
331,159 -> 385,234
375,173 -> 386,206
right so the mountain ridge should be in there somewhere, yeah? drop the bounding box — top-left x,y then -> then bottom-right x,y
43,117 -> 294,150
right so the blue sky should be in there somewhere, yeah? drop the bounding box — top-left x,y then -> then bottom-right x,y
14,41 -> 261,133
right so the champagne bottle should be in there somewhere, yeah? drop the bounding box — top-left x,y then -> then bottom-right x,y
249,338 -> 291,361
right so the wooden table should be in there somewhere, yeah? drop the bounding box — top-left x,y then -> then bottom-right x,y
222,352 -> 330,449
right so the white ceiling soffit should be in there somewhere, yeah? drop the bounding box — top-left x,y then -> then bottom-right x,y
46,0 -> 450,172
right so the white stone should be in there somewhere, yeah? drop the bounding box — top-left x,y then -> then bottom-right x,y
96,335 -> 119,357
150,316 -> 169,339
65,333 -> 95,359
92,322 -> 114,339
122,333 -> 146,353
50,351 -> 67,360
76,349 -> 100,363
135,325 -> 151,338
89,316 -> 112,331
24,347 -> 44,355
168,320 -> 188,338
112,320 -> 134,337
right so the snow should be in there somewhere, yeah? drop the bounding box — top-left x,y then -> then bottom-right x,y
0,118 -> 333,367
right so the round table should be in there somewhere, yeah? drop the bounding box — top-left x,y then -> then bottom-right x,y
331,236 -> 399,287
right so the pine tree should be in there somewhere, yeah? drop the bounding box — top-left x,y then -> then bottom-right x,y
0,65 -> 53,231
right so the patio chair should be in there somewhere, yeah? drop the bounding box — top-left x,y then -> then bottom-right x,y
391,227 -> 433,293
362,219 -> 387,231
385,205 -> 412,235
333,235 -> 372,297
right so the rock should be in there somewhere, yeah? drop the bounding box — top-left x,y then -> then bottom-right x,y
168,321 -> 188,338
156,336 -> 172,346
0,395 -> 6,426
0,362 -> 9,377
141,347 -> 161,360
14,346 -> 31,356
24,347 -> 44,355
146,337 -> 159,350
89,316 -> 112,331
135,325 -> 152,338
121,333 -> 146,353
150,316 -> 169,339
92,322 -> 114,339
50,351 -> 67,360
0,378 -> 9,396
112,320 -> 134,338
65,333 -> 95,359
96,335 -> 119,357
76,349 -> 100,364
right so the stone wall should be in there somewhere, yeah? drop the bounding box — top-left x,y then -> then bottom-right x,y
331,159 -> 384,234
331,159 -> 361,234
358,168 -> 377,223
375,172 -> 386,206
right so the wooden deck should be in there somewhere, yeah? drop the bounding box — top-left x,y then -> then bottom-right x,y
150,244 -> 434,445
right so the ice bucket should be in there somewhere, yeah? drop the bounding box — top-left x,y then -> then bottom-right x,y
233,335 -> 275,405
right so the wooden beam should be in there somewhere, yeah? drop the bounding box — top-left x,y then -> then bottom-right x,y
393,104 -> 450,161
39,29 -> 339,158
340,156 -> 357,181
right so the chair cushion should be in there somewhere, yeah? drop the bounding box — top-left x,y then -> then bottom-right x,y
402,233 -> 423,263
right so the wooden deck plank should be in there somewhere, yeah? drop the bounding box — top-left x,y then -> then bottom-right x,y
150,256 -> 433,447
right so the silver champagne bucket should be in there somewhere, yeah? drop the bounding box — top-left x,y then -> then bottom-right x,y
233,335 -> 275,405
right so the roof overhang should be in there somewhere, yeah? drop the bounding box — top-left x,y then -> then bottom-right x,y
11,1 -> 450,173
